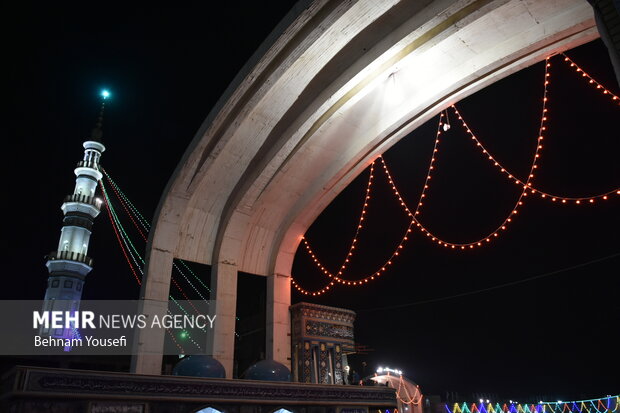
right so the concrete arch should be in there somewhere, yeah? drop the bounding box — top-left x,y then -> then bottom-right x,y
131,0 -> 598,376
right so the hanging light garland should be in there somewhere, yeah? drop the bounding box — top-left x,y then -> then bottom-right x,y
292,113 -> 444,295
101,182 -> 190,352
103,169 -> 212,296
454,56 -> 620,203
404,57 -> 550,249
560,53 -> 620,103
293,161 -> 376,295
99,175 -> 223,352
293,52 -> 619,297
394,375 -> 423,407
445,395 -> 619,413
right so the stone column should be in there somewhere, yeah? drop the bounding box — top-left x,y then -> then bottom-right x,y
266,272 -> 291,368
206,261 -> 238,378
130,248 -> 174,375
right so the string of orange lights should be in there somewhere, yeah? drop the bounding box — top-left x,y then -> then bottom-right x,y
561,53 -> 620,103
395,375 -> 423,406
454,56 -> 620,203
291,113 -> 444,295
394,58 -> 550,249
296,160 -> 376,295
292,53 -> 619,296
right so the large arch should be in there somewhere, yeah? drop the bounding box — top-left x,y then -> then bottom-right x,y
131,0 -> 598,376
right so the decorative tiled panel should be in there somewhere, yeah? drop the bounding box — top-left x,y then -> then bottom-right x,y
291,302 -> 356,385
4,366 -> 396,405
334,344 -> 343,385
319,342 -> 328,384
305,320 -> 354,340
302,341 -> 312,383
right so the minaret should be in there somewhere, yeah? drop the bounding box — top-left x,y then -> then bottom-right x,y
40,91 -> 108,341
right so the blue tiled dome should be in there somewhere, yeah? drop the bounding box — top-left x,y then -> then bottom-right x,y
172,355 -> 226,378
244,360 -> 291,382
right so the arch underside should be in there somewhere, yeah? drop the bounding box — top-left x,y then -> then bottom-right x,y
134,0 -> 597,375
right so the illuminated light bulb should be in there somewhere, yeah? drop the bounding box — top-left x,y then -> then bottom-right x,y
603,196 -> 608,200
576,200 -> 581,204
552,197 -> 556,201
562,199 -> 566,203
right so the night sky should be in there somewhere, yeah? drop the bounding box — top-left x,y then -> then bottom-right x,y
4,2 -> 619,403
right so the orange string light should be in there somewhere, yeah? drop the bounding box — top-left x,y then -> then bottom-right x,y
292,114 -> 445,295
457,55 -> 620,204
293,162 -> 376,296
561,53 -> 620,103
292,53 -> 619,296
398,58 -> 550,249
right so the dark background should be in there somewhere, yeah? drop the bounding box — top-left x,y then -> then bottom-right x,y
4,1 -> 619,402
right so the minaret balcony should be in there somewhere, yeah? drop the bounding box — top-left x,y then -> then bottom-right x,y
62,194 -> 103,218
76,160 -> 101,170
64,194 -> 102,209
47,250 -> 94,267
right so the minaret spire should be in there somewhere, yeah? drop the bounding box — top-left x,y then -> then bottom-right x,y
90,90 -> 109,142
40,91 -> 109,347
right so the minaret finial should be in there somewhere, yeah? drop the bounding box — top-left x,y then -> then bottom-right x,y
90,90 -> 110,142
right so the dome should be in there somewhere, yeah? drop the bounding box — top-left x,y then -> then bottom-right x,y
243,359 -> 291,382
172,355 -> 226,378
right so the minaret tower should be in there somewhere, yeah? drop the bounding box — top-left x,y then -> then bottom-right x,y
40,91 -> 108,340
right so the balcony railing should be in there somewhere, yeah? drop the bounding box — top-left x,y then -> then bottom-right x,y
76,160 -> 100,170
63,194 -> 102,209
47,250 -> 93,266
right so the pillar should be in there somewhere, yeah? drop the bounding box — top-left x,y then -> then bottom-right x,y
206,261 -> 238,378
266,272 -> 291,368
130,248 -> 174,374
